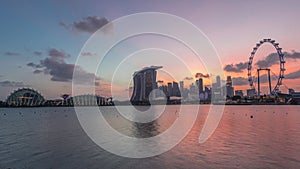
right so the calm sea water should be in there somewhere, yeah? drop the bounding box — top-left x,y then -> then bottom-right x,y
0,105 -> 300,169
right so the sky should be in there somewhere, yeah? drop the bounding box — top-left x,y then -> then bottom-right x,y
1,0 -> 300,100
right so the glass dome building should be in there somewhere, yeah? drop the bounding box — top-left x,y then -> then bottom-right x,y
67,94 -> 112,106
6,88 -> 45,107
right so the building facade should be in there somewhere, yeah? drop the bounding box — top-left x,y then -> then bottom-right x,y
6,88 -> 45,107
131,66 -> 162,102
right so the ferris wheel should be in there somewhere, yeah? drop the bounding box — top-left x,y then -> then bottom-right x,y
247,38 -> 286,95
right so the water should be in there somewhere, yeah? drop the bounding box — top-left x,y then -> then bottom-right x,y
0,105 -> 300,169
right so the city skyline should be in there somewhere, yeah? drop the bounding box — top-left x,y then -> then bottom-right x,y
1,1 -> 300,100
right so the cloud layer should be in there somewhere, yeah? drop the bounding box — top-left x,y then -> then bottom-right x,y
4,52 -> 20,56
224,62 -> 248,73
60,16 -> 109,34
0,80 -> 28,87
224,51 -> 300,72
232,77 -> 248,86
183,77 -> 193,80
285,69 -> 300,79
27,48 -> 99,85
195,73 -> 209,78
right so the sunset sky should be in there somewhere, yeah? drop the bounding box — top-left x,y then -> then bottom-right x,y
1,0 -> 300,100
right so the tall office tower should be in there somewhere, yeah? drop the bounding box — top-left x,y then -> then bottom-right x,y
131,66 -> 162,102
198,78 -> 203,93
216,75 -> 221,88
226,76 -> 234,97
235,90 -> 244,97
226,76 -> 233,87
167,82 -> 173,96
172,81 -> 180,97
189,83 -> 196,94
179,81 -> 184,93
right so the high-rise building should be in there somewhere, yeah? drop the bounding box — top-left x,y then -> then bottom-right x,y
198,78 -> 203,93
235,90 -> 244,97
247,88 -> 256,97
216,75 -> 221,88
226,76 -> 234,97
131,66 -> 162,102
226,76 -> 232,87
212,76 -> 222,100
172,81 -> 180,97
179,81 -> 184,94
167,82 -> 173,96
189,83 -> 196,94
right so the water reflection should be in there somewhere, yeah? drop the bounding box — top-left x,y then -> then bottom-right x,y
1,106 -> 300,168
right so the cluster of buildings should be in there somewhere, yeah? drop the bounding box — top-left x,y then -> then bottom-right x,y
130,66 -> 238,104
155,79 -> 212,103
130,66 -> 300,105
2,66 -> 300,107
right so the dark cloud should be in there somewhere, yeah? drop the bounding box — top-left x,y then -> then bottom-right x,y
4,52 -> 20,56
48,48 -> 70,59
224,51 -> 300,72
232,77 -> 249,86
232,74 -> 275,86
223,62 -> 248,73
34,51 -> 42,56
27,62 -> 43,68
195,73 -> 209,78
60,16 -> 109,34
286,51 -> 300,59
81,52 -> 96,57
285,69 -> 300,79
257,74 -> 270,83
27,48 -> 100,85
33,70 -> 43,74
256,51 -> 300,68
255,53 -> 278,68
0,80 -> 28,87
157,80 -> 164,83
183,77 -> 193,80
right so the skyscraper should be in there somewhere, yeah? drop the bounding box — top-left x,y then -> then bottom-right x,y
216,75 -> 221,88
172,81 -> 180,97
226,76 -> 234,97
179,81 -> 184,93
198,78 -> 203,93
226,76 -> 232,87
212,75 -> 222,100
167,82 -> 173,96
131,66 -> 162,102
235,90 -> 244,97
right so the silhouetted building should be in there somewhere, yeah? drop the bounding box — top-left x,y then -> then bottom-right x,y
189,83 -> 196,94
226,76 -> 234,97
172,81 -> 180,97
6,88 -> 45,107
235,90 -> 244,97
198,78 -> 203,93
212,76 -> 222,100
247,88 -> 256,97
69,94 -> 112,106
216,75 -> 221,88
131,66 -> 162,102
226,76 -> 232,86
179,81 -> 184,94
167,82 -> 173,96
